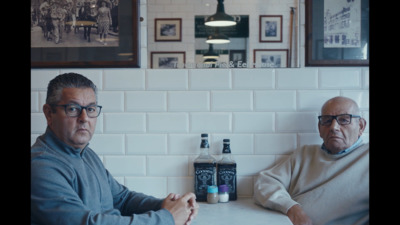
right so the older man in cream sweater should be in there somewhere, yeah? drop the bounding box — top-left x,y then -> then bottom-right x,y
254,96 -> 368,225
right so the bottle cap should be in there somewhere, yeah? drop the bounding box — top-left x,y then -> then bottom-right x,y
218,184 -> 229,192
207,185 -> 218,193
201,133 -> 208,137
223,139 -> 230,143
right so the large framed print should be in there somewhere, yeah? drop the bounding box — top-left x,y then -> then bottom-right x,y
253,49 -> 288,68
305,0 -> 369,66
151,52 -> 185,69
31,0 -> 140,68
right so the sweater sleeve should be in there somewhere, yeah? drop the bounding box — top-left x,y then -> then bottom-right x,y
31,155 -> 174,225
253,152 -> 299,214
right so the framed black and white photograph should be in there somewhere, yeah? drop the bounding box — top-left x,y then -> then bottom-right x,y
31,0 -> 140,68
155,18 -> 182,42
253,49 -> 288,68
305,0 -> 369,66
151,52 -> 185,69
229,50 -> 246,68
259,15 -> 282,42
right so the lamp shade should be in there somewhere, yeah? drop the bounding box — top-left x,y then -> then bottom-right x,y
205,0 -> 237,27
203,44 -> 220,59
203,58 -> 218,64
206,29 -> 230,44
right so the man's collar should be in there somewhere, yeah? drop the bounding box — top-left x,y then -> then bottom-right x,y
321,137 -> 363,155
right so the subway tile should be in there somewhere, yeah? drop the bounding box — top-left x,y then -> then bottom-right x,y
147,156 -> 189,176
189,69 -> 231,90
146,69 -> 188,90
190,112 -> 232,133
276,68 -> 318,89
126,134 -> 167,155
276,112 -> 318,132
233,112 -> 274,133
125,177 -> 167,199
232,69 -> 274,89
319,68 -> 361,89
167,177 -> 194,195
126,91 -> 167,112
168,91 -> 210,111
104,69 -> 145,90
31,92 -> 39,112
147,113 -> 188,133
90,134 -> 125,155
297,90 -> 340,111
254,134 -> 297,155
298,133 -> 322,147
104,113 -> 146,133
342,90 -> 369,109
98,91 -> 124,112
31,70 -> 60,90
254,90 -> 296,111
211,91 -> 253,111
31,113 -> 47,133
235,155 -> 275,176
168,134 -> 200,155
103,156 -> 146,176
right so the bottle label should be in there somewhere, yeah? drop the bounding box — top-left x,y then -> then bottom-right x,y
217,164 -> 237,200
194,163 -> 216,201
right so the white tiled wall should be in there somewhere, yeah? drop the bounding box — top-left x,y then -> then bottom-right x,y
31,68 -> 369,198
30,0 -> 369,198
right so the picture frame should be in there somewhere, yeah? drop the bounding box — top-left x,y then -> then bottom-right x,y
229,50 -> 246,68
155,18 -> 182,42
305,0 -> 369,66
259,15 -> 283,42
253,49 -> 288,68
151,52 -> 185,69
31,0 -> 140,68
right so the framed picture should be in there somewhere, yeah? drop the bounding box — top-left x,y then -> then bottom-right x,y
155,18 -> 182,42
253,49 -> 288,68
151,52 -> 185,69
305,0 -> 369,66
229,50 -> 246,68
259,15 -> 282,42
31,0 -> 139,68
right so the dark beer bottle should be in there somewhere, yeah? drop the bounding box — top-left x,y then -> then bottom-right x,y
193,134 -> 217,201
217,139 -> 237,200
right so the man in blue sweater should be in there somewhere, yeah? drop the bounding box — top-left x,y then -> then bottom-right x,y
31,73 -> 199,225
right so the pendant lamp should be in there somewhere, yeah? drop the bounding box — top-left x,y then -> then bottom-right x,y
203,44 -> 219,59
205,0 -> 237,27
206,28 -> 230,44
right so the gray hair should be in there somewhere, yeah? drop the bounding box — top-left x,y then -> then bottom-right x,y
46,73 -> 98,106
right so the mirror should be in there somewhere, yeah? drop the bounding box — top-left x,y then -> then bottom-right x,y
147,0 -> 300,69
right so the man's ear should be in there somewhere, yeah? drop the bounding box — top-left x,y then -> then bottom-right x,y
358,118 -> 367,137
43,104 -> 53,126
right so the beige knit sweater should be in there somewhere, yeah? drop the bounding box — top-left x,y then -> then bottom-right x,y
254,143 -> 369,225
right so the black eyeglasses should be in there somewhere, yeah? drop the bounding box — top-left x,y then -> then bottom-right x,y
51,103 -> 102,118
318,114 -> 361,126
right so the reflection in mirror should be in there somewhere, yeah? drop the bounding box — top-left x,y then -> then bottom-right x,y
195,15 -> 248,68
147,0 -> 300,69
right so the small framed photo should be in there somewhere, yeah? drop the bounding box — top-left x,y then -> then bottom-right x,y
229,50 -> 247,68
259,15 -> 283,42
151,52 -> 185,69
155,18 -> 182,42
253,49 -> 288,68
